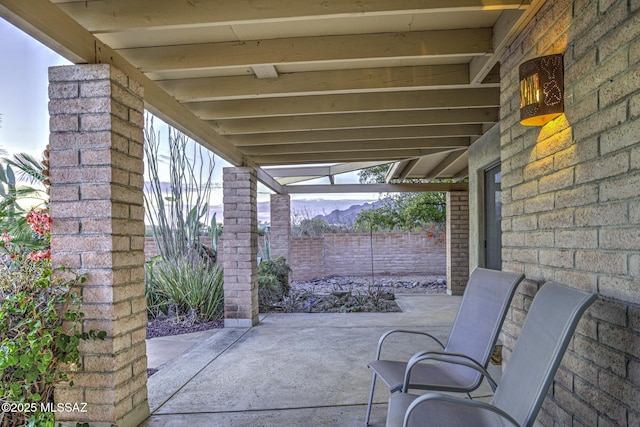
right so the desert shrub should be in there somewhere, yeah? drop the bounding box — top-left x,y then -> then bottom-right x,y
258,257 -> 291,311
146,252 -> 224,322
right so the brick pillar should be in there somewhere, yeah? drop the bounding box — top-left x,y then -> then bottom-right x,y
222,167 -> 259,327
49,64 -> 149,426
446,191 -> 470,295
269,193 -> 291,263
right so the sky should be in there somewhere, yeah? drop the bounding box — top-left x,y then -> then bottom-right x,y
0,17 -> 377,214
0,20 -> 70,158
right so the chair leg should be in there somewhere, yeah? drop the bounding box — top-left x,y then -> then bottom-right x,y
365,372 -> 377,425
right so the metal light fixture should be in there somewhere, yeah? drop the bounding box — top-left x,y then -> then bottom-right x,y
519,54 -> 564,126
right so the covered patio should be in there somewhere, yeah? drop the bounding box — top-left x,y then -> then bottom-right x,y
0,0 -> 638,426
141,294 -> 492,427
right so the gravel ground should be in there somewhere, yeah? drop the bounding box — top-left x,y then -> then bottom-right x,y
146,275 -> 447,338
262,274 -> 447,313
146,317 -> 224,339
291,274 -> 447,295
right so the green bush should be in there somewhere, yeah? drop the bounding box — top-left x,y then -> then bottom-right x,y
145,252 -> 224,322
258,257 -> 291,311
0,212 -> 105,427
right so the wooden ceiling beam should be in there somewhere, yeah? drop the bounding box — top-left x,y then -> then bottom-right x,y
0,0 -> 245,166
264,161 -> 390,177
453,167 -> 470,182
285,182 -> 469,194
241,138 -> 470,156
385,161 -> 405,182
256,167 -> 285,193
118,29 -> 492,72
159,64 -> 472,102
212,108 -> 499,135
55,0 -> 526,32
185,87 -> 500,119
277,176 -> 324,185
398,159 -> 421,180
229,125 -> 483,146
470,0 -> 542,84
265,166 -> 332,177
329,161 -> 392,176
425,149 -> 467,179
253,149 -> 451,165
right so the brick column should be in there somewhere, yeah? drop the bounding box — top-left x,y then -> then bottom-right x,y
222,167 -> 259,327
446,191 -> 470,295
269,193 -> 291,263
49,64 -> 149,426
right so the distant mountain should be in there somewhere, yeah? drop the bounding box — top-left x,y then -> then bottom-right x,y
144,181 -> 381,225
311,200 -> 385,225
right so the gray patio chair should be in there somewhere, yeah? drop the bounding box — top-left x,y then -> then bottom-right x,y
386,281 -> 597,427
366,268 -> 524,425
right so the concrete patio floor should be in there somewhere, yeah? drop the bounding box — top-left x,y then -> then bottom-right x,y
141,294 -> 501,427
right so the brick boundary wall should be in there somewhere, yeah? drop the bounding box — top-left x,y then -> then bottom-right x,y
145,232 -> 445,281
499,1 -> 640,425
289,232 -> 446,281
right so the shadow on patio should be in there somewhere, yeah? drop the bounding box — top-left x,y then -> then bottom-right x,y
140,294 -> 500,427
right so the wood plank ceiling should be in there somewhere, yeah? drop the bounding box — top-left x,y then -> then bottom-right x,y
1,0 -> 540,190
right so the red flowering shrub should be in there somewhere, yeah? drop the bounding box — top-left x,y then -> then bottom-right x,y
0,209 -> 105,426
25,208 -> 52,238
1,208 -> 51,263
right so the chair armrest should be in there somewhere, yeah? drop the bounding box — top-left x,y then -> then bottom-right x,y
375,329 -> 446,360
402,351 -> 498,393
403,393 -> 521,427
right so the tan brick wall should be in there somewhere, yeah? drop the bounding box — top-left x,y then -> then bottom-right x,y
446,191 -> 469,295
146,231 -> 444,282
499,1 -> 639,425
289,232 -> 446,281
49,64 -> 149,426
290,236 -> 326,280
222,167 -> 259,327
270,194 -> 291,263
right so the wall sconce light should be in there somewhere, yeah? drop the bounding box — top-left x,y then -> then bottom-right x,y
519,54 -> 564,126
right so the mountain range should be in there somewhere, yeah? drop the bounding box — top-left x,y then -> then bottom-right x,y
144,181 -> 380,225
309,200 -> 387,225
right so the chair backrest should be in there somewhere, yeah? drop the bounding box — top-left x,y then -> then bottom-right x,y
444,269 -> 524,368
492,282 -> 597,427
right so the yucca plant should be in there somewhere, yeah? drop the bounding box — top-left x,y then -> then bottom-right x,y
148,253 -> 224,322
144,256 -> 167,317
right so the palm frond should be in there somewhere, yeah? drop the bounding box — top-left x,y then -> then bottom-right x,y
3,153 -> 45,184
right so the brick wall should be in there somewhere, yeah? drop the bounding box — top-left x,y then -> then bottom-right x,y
499,1 -> 639,425
290,236 -> 325,280
290,232 -> 446,281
